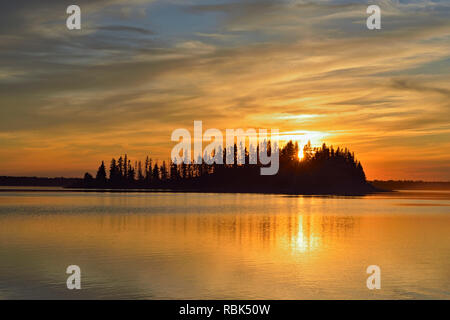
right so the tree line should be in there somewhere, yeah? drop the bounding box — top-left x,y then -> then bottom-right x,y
79,140 -> 373,195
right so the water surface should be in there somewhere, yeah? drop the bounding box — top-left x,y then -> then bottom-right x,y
0,189 -> 449,299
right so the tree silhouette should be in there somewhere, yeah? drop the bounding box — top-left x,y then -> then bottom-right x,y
79,142 -> 374,195
95,161 -> 107,185
152,163 -> 160,184
161,161 -> 168,182
109,158 -> 120,185
137,161 -> 144,183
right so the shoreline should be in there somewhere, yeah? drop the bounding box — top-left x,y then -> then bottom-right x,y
0,186 -> 386,197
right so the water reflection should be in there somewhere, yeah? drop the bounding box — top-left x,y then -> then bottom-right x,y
0,191 -> 449,299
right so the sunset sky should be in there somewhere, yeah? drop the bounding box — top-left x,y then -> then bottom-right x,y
0,0 -> 449,180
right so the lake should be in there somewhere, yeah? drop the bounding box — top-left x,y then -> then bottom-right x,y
0,188 -> 449,299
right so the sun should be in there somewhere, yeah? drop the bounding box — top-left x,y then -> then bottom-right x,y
298,150 -> 304,160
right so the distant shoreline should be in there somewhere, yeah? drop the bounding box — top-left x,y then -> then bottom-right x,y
0,186 -> 383,197
1,176 -> 450,195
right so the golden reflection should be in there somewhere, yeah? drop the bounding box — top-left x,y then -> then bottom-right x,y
0,192 -> 449,299
0,209 -> 361,262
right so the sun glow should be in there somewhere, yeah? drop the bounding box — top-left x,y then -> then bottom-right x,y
277,130 -> 328,162
279,130 -> 328,146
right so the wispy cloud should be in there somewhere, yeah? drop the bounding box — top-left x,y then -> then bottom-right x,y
0,0 -> 449,179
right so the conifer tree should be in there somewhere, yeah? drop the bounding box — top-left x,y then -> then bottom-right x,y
95,161 -> 107,184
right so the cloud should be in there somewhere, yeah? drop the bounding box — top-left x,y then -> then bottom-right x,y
389,78 -> 450,98
94,25 -> 154,35
0,0 -> 449,179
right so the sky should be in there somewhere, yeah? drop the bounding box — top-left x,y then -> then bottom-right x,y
0,0 -> 449,180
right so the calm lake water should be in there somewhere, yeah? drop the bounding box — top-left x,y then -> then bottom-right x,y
0,188 -> 449,299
